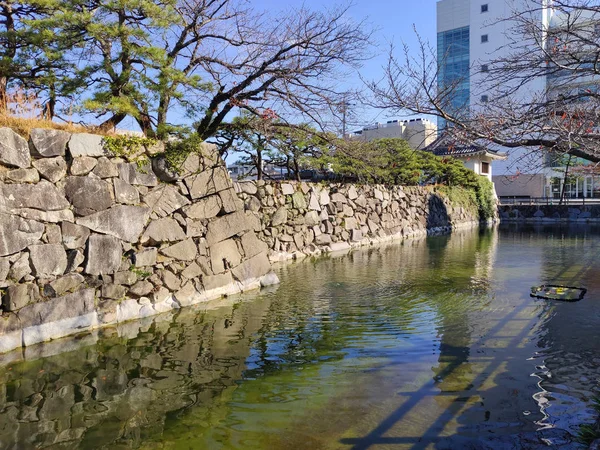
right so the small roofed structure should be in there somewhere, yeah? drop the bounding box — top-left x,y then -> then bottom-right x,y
425,134 -> 507,182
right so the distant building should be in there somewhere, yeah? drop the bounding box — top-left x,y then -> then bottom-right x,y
426,134 -> 507,182
350,118 -> 437,150
436,0 -> 600,199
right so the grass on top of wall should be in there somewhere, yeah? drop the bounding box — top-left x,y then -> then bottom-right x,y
1,90 -> 96,138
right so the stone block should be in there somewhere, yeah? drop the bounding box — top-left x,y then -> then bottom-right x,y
143,185 -> 190,217
315,234 -> 332,245
182,195 -> 221,220
344,217 -> 358,230
0,313 -> 22,353
271,207 -> 288,226
29,244 -> 67,277
44,273 -> 85,297
65,249 -> 84,273
173,281 -> 201,307
113,271 -> 137,286
0,180 -> 69,212
219,188 -> 243,213
185,166 -> 232,199
305,210 -> 320,226
210,239 -> 242,273
181,262 -> 202,279
114,178 -> 140,205
61,222 -> 90,249
230,252 -> 271,281
65,176 -> 113,215
134,248 -> 157,267
118,161 -> 158,186
93,157 -> 119,178
202,271 -> 234,291
141,217 -> 186,243
22,312 -> 98,347
129,280 -> 154,297
240,232 -> 268,258
0,127 -> 31,168
160,238 -> 197,261
29,128 -> 70,157
8,251 -> 30,282
102,284 -> 127,299
5,284 -> 41,312
18,288 -> 95,328
85,234 -> 122,275
351,229 -> 363,242
6,168 -> 39,183
281,183 -> 295,195
237,181 -> 257,195
161,270 -> 181,291
32,157 -> 67,183
205,211 -> 250,245
68,133 -> 106,157
70,156 -> 97,176
292,191 -> 307,209
76,205 -> 150,243
45,224 -> 62,244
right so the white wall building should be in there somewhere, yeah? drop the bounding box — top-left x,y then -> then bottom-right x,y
350,118 -> 437,150
435,0 -> 595,199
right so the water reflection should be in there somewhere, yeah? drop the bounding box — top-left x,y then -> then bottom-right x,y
0,225 -> 597,449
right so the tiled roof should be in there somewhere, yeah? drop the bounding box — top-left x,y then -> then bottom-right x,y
425,134 -> 507,159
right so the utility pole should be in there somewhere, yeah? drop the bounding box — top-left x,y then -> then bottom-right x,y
340,96 -> 354,138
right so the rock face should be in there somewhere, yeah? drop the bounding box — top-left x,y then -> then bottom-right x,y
29,128 -> 70,157
0,213 -> 44,256
65,176 -> 113,215
0,127 -> 31,168
29,244 -> 68,277
77,206 -> 150,243
85,234 -> 122,275
68,133 -> 106,157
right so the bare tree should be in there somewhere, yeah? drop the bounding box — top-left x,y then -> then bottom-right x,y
193,3 -> 371,140
367,0 -> 600,164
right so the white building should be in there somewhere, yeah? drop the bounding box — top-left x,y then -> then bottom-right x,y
350,118 -> 437,150
436,0 -> 600,199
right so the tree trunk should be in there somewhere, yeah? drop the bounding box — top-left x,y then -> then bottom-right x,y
98,113 -> 127,133
0,77 -> 7,113
256,150 -> 263,180
559,155 -> 572,206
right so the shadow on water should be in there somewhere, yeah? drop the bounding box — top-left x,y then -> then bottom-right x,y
340,223 -> 600,450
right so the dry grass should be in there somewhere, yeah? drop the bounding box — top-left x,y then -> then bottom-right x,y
0,89 -> 110,138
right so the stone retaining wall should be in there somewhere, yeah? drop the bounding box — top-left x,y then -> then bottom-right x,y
234,180 -> 486,262
0,127 -> 491,354
0,127 -> 278,353
499,204 -> 600,222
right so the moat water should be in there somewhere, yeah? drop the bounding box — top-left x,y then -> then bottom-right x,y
0,224 -> 599,449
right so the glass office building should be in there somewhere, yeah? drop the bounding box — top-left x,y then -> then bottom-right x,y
437,26 -> 470,131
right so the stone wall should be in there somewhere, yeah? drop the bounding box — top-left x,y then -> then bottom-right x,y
0,127 -> 492,354
0,127 -> 278,353
234,180 -> 485,262
499,204 -> 600,222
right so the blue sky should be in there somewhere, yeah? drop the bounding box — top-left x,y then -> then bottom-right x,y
250,0 -> 438,129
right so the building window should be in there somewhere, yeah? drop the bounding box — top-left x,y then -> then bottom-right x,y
481,64 -> 489,73
481,161 -> 490,174
481,95 -> 489,102
481,4 -> 488,13
481,34 -> 488,43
